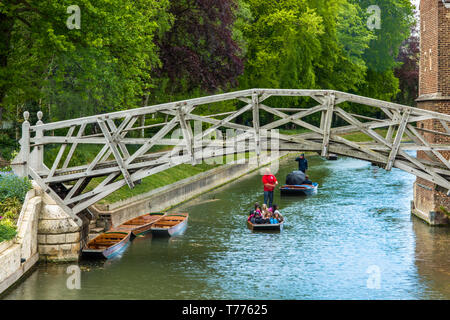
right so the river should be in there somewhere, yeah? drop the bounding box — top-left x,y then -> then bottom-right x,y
2,155 -> 450,299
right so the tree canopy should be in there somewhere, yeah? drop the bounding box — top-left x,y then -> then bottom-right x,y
0,0 -> 418,158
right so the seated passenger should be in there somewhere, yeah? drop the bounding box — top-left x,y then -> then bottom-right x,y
253,206 -> 264,224
249,202 -> 260,215
261,204 -> 272,224
303,175 -> 313,185
248,202 -> 260,221
271,204 -> 284,224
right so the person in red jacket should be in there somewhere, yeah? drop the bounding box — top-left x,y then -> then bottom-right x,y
262,167 -> 278,209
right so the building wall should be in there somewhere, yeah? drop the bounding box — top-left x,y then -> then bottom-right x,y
414,0 -> 450,225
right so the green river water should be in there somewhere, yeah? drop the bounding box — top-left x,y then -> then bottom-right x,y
2,155 -> 450,299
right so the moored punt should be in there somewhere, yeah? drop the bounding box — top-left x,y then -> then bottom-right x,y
110,212 -> 166,236
247,220 -> 284,232
280,182 -> 318,196
82,231 -> 131,259
150,213 -> 189,237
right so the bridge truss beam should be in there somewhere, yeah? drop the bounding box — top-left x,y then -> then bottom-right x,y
11,89 -> 450,225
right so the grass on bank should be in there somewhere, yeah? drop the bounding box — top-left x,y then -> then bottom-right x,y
339,128 -> 411,142
279,127 -> 411,143
88,152 -> 255,204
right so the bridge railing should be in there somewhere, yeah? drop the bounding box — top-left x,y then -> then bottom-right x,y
11,89 -> 450,224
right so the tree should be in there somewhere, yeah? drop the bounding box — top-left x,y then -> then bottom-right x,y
0,0 -> 172,124
352,0 -> 416,101
152,0 -> 244,100
238,0 -> 373,92
394,26 -> 419,106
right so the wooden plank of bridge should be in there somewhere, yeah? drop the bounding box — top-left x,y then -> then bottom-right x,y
260,104 -> 325,133
62,123 -> 86,169
106,117 -> 131,159
28,167 -> 83,226
46,125 -> 76,181
124,116 -> 179,166
252,93 -> 261,163
321,94 -> 335,157
177,107 -> 196,165
385,108 -> 411,171
407,124 -> 450,171
97,118 -> 135,189
100,115 -> 138,162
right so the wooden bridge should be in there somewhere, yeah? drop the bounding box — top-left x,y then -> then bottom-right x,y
11,89 -> 450,226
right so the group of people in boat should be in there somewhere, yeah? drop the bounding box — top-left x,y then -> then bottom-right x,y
248,202 -> 284,225
260,154 -> 310,206
249,153 -> 311,225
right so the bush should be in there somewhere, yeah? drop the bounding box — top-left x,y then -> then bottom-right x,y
0,172 -> 32,202
0,224 -> 17,242
0,215 -> 18,242
0,172 -> 31,242
0,133 -> 17,160
0,197 -> 22,219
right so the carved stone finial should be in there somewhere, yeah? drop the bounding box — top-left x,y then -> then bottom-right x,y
37,111 -> 43,121
23,111 -> 30,121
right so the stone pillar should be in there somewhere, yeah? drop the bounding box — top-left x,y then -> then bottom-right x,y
413,0 -> 450,225
37,192 -> 90,262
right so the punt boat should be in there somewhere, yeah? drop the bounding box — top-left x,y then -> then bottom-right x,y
150,213 -> 189,237
110,212 -> 166,236
82,231 -> 132,259
247,220 -> 284,231
280,182 -> 318,196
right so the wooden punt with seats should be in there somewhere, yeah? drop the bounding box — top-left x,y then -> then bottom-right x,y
150,213 -> 189,237
110,212 -> 166,236
247,220 -> 284,232
82,231 -> 131,259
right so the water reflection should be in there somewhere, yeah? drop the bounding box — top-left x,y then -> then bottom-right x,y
413,218 -> 450,298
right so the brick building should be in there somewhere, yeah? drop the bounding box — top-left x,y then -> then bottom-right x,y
412,0 -> 450,225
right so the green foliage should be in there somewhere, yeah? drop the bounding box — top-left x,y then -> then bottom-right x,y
0,197 -> 22,219
1,0 -> 172,122
0,173 -> 30,242
0,193 -> 22,243
354,0 -> 415,73
0,173 -> 32,203
238,0 -> 415,105
352,0 -> 415,101
240,0 -> 324,90
239,0 -> 374,94
0,0 -> 417,135
0,132 -> 17,160
0,224 -> 17,242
